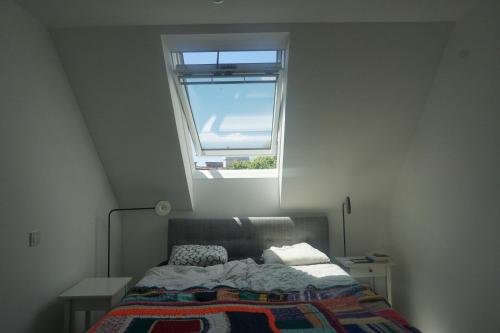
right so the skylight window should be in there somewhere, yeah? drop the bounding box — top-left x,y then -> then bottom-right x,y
170,49 -> 286,158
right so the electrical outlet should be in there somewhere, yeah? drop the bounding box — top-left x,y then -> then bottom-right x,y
29,231 -> 40,247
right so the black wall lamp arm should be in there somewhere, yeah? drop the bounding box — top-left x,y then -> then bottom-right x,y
342,196 -> 352,257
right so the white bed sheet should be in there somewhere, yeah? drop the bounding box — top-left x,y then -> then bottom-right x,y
137,258 -> 356,291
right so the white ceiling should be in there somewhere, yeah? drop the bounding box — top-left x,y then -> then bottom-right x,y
19,0 -> 479,28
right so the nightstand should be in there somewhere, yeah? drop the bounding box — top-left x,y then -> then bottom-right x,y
335,257 -> 394,304
59,277 -> 131,333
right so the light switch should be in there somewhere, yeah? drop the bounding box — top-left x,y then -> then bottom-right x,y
29,231 -> 40,247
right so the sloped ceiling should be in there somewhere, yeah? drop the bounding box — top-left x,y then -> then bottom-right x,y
52,23 -> 451,212
53,27 -> 194,209
281,23 -> 451,210
20,0 -> 478,27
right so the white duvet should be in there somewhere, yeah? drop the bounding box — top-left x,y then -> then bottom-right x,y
137,258 -> 356,291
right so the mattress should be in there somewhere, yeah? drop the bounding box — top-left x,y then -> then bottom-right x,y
137,258 -> 355,291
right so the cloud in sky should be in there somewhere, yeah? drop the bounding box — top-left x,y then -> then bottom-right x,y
218,115 -> 273,132
199,131 -> 271,149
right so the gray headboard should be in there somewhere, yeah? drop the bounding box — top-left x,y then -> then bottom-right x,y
167,216 -> 330,259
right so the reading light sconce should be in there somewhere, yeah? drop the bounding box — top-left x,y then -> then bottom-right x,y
107,201 -> 171,277
342,196 -> 352,257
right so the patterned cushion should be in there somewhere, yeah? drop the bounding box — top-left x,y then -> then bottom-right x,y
168,245 -> 228,267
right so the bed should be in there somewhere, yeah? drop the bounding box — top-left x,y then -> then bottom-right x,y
89,217 -> 419,333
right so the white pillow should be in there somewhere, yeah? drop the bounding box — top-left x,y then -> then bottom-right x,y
262,242 -> 330,266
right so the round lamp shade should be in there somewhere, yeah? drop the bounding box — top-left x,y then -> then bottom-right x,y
155,201 -> 171,216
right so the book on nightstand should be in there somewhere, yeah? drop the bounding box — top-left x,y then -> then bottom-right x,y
366,253 -> 390,262
350,257 -> 371,264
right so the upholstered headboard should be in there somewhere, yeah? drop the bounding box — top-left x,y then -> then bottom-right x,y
167,216 -> 330,259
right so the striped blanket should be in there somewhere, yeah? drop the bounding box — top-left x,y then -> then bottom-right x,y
89,284 -> 419,333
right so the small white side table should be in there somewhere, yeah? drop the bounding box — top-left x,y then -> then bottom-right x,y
335,257 -> 394,304
59,277 -> 131,333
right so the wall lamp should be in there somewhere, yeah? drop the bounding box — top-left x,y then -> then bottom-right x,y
107,200 -> 171,277
342,196 -> 352,257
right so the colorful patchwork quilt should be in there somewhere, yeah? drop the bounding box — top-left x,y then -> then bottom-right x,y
89,284 -> 420,333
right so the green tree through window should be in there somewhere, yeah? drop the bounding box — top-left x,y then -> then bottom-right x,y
227,156 -> 277,169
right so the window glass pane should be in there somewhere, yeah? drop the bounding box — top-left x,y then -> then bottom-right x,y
219,51 -> 277,64
183,77 -> 277,84
256,76 -> 277,82
183,52 -> 217,64
212,77 -> 243,82
184,77 -> 212,83
210,76 -> 277,83
186,81 -> 276,150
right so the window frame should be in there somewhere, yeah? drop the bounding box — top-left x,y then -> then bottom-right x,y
170,50 -> 286,157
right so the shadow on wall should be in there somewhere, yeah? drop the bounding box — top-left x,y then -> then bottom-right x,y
29,298 -> 100,333
390,258 -> 412,316
28,299 -> 57,332
94,209 -> 113,277
28,298 -> 79,333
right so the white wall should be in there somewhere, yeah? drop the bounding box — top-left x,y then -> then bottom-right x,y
281,23 -> 451,258
190,178 -> 282,217
121,177 -> 326,280
0,2 -> 120,332
52,23 -> 451,282
387,1 -> 500,331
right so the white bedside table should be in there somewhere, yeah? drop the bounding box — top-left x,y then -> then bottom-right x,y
335,257 -> 394,304
59,277 -> 131,333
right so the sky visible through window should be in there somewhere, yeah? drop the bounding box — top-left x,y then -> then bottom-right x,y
183,51 -> 277,64
184,51 -> 279,169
